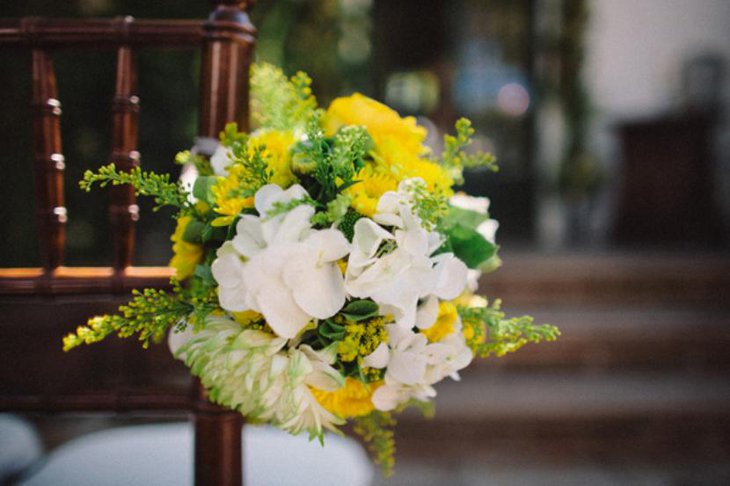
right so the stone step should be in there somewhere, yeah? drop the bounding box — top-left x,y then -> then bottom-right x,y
394,370 -> 730,465
481,251 -> 730,307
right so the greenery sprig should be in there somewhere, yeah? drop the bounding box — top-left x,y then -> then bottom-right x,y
251,63 -> 320,133
80,164 -> 190,211
441,118 -> 498,185
63,285 -> 191,352
459,299 -> 560,358
352,411 -> 396,477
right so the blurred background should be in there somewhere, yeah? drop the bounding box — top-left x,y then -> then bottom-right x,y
1,0 -> 729,485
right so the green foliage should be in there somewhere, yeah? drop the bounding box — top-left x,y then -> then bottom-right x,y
340,299 -> 379,322
63,286 -> 191,352
310,193 -> 353,228
337,208 -> 363,242
440,205 -> 498,269
291,116 -> 365,206
250,63 -> 319,133
459,300 -> 560,358
441,118 -> 498,185
80,164 -> 190,211
403,178 -> 448,230
352,411 -> 397,477
175,150 -> 213,176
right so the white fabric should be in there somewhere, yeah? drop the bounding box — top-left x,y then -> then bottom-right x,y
0,414 -> 43,483
18,423 -> 373,486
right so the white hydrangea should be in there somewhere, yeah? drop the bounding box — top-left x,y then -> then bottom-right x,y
169,316 -> 345,438
362,323 -> 472,412
211,184 -> 350,339
345,180 -> 468,329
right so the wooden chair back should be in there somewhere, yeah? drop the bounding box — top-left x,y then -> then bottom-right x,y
0,2 -> 255,485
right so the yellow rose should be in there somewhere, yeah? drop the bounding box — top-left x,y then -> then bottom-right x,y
324,93 -> 427,156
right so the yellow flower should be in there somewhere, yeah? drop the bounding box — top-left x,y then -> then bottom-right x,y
421,301 -> 459,342
345,164 -> 398,217
324,93 -> 427,156
210,165 -> 255,227
169,216 -> 203,280
248,130 -> 297,188
311,378 -> 381,418
397,156 -> 454,198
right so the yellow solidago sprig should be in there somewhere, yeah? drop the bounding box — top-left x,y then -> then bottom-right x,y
80,164 -> 191,212
458,299 -> 560,358
251,63 -> 319,134
63,285 -> 192,352
440,118 -> 498,185
352,411 -> 397,477
209,123 -> 273,226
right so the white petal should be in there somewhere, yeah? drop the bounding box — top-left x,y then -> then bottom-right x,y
477,219 -> 499,244
283,258 -> 346,319
362,342 -> 390,369
253,184 -> 284,215
211,252 -> 244,288
432,254 -> 468,300
210,145 -> 231,176
267,205 -> 315,244
372,212 -> 403,228
232,215 -> 266,258
305,229 -> 350,263
388,350 -> 427,385
449,193 -> 489,214
371,385 -> 402,412
168,325 -> 195,358
255,281 -> 311,339
352,218 -> 393,258
416,295 -> 440,329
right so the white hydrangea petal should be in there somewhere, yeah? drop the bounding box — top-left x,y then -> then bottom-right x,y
362,342 -> 389,369
255,281 -> 312,339
232,215 -> 266,258
305,229 -> 350,263
371,385 -> 402,412
352,218 -> 393,258
372,212 -> 402,228
416,295 -> 440,329
432,254 -> 468,300
396,227 -> 428,256
253,184 -> 284,215
388,350 -> 427,385
269,205 -> 315,244
211,252 -> 244,288
449,193 -> 489,214
210,145 -> 231,176
283,257 -> 346,320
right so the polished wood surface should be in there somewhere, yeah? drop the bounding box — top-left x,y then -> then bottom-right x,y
109,45 -> 140,272
1,2 -> 256,485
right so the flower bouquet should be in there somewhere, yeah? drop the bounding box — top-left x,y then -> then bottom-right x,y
63,64 -> 559,474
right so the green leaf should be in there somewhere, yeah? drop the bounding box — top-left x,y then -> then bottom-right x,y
447,204 -> 491,229
193,176 -> 217,205
341,300 -> 379,322
446,223 -> 497,269
182,219 -> 207,244
318,320 -> 346,341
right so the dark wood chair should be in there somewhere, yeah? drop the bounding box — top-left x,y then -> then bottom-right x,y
0,2 -> 255,485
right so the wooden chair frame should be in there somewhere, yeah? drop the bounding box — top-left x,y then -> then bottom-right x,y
0,2 -> 255,485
